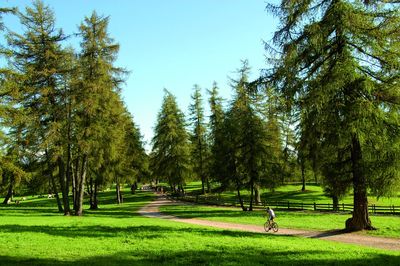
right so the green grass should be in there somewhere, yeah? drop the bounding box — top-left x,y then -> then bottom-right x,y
184,182 -> 400,206
160,203 -> 400,238
1,190 -> 399,265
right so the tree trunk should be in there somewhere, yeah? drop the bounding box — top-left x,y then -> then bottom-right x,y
332,195 -> 339,212
93,180 -> 98,209
2,182 -> 13,204
201,176 -> 205,194
89,177 -> 98,210
75,155 -> 87,216
254,184 -> 261,205
345,135 -> 374,231
301,160 -> 306,191
235,177 -> 246,211
249,179 -> 254,211
49,169 -> 63,213
72,158 -> 79,211
131,183 -> 136,194
58,157 -> 71,215
206,177 -> 211,193
116,183 -> 121,204
179,185 -> 185,195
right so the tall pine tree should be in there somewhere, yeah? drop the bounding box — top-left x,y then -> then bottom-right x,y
151,90 -> 191,194
267,0 -> 400,230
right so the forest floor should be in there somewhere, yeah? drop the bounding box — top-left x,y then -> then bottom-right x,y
138,194 -> 400,251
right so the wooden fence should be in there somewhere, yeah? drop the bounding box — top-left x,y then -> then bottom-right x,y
172,194 -> 399,215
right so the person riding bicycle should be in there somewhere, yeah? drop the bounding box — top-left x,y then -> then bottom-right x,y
266,207 -> 275,226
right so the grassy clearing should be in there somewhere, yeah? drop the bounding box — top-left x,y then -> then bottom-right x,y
160,203 -> 400,238
184,182 -> 400,206
1,190 -> 399,265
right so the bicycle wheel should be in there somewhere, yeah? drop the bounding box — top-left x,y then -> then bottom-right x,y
264,222 -> 271,232
271,222 -> 279,232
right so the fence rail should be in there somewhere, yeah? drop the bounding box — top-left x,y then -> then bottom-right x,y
172,194 -> 399,215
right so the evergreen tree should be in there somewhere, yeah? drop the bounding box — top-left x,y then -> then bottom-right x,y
74,10 -> 126,215
225,61 -> 272,211
7,0 -> 68,213
267,0 -> 400,230
151,90 -> 191,194
207,82 -> 226,189
188,85 -> 209,194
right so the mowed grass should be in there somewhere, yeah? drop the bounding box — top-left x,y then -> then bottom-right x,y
0,190 -> 399,265
160,203 -> 400,238
184,181 -> 400,206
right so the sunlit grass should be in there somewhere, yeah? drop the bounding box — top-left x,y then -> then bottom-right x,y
1,190 -> 399,265
183,182 -> 400,206
160,203 -> 400,238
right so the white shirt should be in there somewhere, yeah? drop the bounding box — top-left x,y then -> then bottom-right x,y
268,209 -> 275,219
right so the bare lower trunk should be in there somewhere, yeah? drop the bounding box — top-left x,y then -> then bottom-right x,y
201,176 -> 205,194
235,177 -> 246,211
206,177 -> 211,193
93,180 -> 98,209
75,155 -> 87,216
72,158 -> 79,211
49,170 -> 63,213
58,157 -> 70,215
332,195 -> 339,212
249,180 -> 254,211
2,183 -> 13,204
116,183 -> 123,204
254,184 -> 261,205
345,135 -> 374,231
301,160 -> 306,191
88,177 -> 94,209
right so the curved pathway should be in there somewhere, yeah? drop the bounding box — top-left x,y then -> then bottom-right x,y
138,194 -> 400,251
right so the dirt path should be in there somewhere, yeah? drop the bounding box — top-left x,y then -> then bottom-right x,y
138,194 -> 400,251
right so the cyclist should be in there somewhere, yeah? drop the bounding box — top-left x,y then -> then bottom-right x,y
266,207 -> 276,228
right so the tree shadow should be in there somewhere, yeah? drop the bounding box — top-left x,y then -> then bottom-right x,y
0,248 -> 398,266
0,223 -> 268,240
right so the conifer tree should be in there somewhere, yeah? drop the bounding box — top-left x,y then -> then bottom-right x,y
267,0 -> 400,230
151,90 -> 191,193
189,85 -> 209,194
74,11 -> 126,215
7,0 -> 68,213
207,82 -> 226,189
225,61 -> 272,211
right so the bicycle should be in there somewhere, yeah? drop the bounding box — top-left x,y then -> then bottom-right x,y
264,219 -> 279,232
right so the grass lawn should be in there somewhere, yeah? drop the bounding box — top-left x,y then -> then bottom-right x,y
0,190 -> 399,265
159,203 -> 400,239
184,182 -> 400,206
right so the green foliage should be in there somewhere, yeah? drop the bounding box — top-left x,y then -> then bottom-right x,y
217,60 -> 284,209
151,90 -> 191,192
1,1 -> 147,213
267,0 -> 400,229
188,85 -> 210,194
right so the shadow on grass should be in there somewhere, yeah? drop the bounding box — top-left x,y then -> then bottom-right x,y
0,191 -> 155,218
0,223 -> 267,240
0,248 -> 399,266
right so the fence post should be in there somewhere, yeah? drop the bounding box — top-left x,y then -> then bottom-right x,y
314,202 -> 316,211
393,205 -> 395,214
288,201 -> 290,210
342,203 -> 345,212
302,202 -> 304,210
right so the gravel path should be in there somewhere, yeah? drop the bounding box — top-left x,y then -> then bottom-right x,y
138,194 -> 400,251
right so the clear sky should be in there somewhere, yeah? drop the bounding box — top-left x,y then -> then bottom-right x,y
3,0 -> 278,149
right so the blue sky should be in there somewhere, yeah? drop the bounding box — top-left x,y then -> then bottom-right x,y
3,0 -> 278,148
